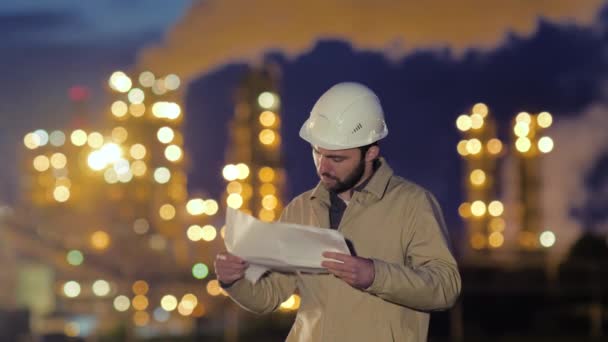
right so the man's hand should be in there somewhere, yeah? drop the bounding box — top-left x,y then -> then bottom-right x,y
214,252 -> 249,286
321,252 -> 375,289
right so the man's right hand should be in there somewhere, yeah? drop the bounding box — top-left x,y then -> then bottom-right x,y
214,252 -> 249,286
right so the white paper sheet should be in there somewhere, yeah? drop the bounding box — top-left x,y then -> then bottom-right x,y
224,207 -> 351,283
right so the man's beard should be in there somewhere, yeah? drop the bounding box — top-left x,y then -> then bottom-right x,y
320,158 -> 366,194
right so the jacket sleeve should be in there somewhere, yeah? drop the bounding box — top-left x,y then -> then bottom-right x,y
365,190 -> 461,311
222,204 -> 298,314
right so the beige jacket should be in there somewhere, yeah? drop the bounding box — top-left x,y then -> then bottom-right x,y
225,159 -> 461,341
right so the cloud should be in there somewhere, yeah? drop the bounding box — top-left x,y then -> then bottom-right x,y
138,0 -> 605,78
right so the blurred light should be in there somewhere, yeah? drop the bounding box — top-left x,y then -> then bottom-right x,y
201,225 -> 217,241
71,130 -> 87,146
192,303 -> 206,318
222,164 -> 239,181
99,143 -> 122,163
540,230 -> 556,247
159,204 -> 176,220
262,195 -> 278,210
187,225 -> 203,241
537,112 -> 553,128
64,322 -> 80,337
220,226 -> 226,239
154,167 -> 171,184
192,263 -> 209,279
488,201 -> 504,217
133,218 -> 149,235
258,167 -> 275,182
153,307 -> 170,322
139,71 -> 155,87
177,301 -> 193,316
111,127 -> 128,143
114,295 -> 130,312
24,132 -> 40,149
466,139 -> 482,155
241,183 -> 253,198
130,144 -> 147,160
104,168 -> 118,184
152,79 -> 167,95
470,233 -> 486,250
259,209 -> 275,222
131,160 -> 147,177
87,132 -> 104,149
128,88 -> 145,104
129,103 -> 146,117
519,231 -> 538,249
63,281 -> 81,298
470,169 -> 486,186
204,200 -> 219,215
132,295 -> 149,311
157,126 -> 175,144
538,136 -> 554,153
487,138 -> 503,155
226,181 -> 242,194
132,280 -> 149,295
470,114 -> 484,129
187,198 -> 205,215
34,129 -> 49,146
53,186 -> 70,202
152,102 -> 181,119
258,91 -> 278,109
91,231 -> 110,250
471,200 -> 486,217
111,101 -> 128,118
489,217 -> 506,232
161,295 -> 178,311
55,177 -> 71,189
118,170 -> 133,183
133,311 -> 149,326
66,250 -> 84,266
33,155 -> 50,172
280,294 -> 300,311
472,103 -> 489,117
259,111 -> 277,127
164,74 -> 181,90
259,129 -> 276,145
458,203 -> 471,219
227,194 -> 243,209
516,112 -> 531,124
515,137 -> 531,153
488,232 -> 504,248
164,145 -> 182,162
113,158 -> 130,176
109,71 -> 132,93
236,163 -> 250,180
456,115 -> 472,132
50,153 -> 67,169
50,131 -> 66,146
259,183 -> 276,196
92,280 -> 110,297
206,280 -> 222,296
456,140 -> 469,156
513,122 -> 530,137
53,168 -> 68,178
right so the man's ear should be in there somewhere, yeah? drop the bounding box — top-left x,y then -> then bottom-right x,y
365,145 -> 380,162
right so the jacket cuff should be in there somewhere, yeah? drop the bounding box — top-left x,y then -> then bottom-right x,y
365,258 -> 387,294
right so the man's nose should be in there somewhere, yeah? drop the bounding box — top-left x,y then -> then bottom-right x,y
317,157 -> 331,174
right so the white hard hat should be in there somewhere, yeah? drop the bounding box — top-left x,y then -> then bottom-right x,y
299,82 -> 388,150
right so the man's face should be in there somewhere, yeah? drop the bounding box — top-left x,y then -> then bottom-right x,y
312,146 -> 365,194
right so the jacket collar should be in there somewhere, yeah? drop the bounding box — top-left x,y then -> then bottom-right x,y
309,157 -> 393,205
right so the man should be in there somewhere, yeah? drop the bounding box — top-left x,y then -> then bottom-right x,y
215,82 -> 461,341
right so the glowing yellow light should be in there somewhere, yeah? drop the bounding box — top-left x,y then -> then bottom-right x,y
471,233 -> 486,250
513,122 -> 530,137
161,295 -> 178,311
113,295 -> 130,312
104,168 -> 118,184
87,132 -> 104,149
101,143 -> 122,163
164,74 -> 181,90
63,281 -> 81,298
515,137 -> 531,153
34,130 -> 49,146
132,295 -> 149,311
259,111 -> 277,127
516,112 -> 531,124
152,102 -> 181,119
50,131 -> 66,146
186,198 -> 206,215
129,103 -> 146,117
470,169 -> 486,186
109,71 -> 132,93
91,231 -> 110,250
56,177 -> 71,188
489,217 -> 506,232
157,126 -> 174,144
458,202 -> 471,218
164,145 -> 182,162
131,160 -> 146,177
139,71 -> 155,87
472,103 -> 489,117
236,163 -> 250,180
70,130 -> 87,146
132,280 -> 149,295
221,226 -> 226,239
192,304 -> 206,318
159,204 -> 176,220
470,114 -> 484,129
133,311 -> 149,326
177,301 -> 193,316
456,140 -> 469,156
280,295 -> 300,311
201,225 -> 217,242
537,112 -> 553,128
24,132 -> 40,149
206,280 -> 222,296
258,167 -> 275,182
488,201 -> 504,217
540,230 -> 556,247
487,138 -> 503,155
260,183 -> 277,196
241,183 -> 253,198
226,181 -> 242,194
488,232 -> 504,248
258,91 -> 278,109
466,139 -> 482,155
54,186 -> 70,202
187,225 -> 203,241
128,88 -> 145,104
471,200 -> 486,217
111,101 -> 128,118
33,155 -> 50,172
227,194 -> 243,209
92,280 -> 110,297
456,115 -> 471,131
64,322 -> 80,337
129,144 -> 146,160
111,127 -> 128,143
259,209 -> 275,222
262,195 -> 278,210
181,294 -> 198,311
222,164 -> 239,181
152,79 -> 167,95
204,200 -> 219,215
154,167 -> 171,184
259,129 -> 276,145
538,136 -> 554,153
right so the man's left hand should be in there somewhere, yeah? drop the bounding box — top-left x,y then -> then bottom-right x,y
321,252 -> 375,289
